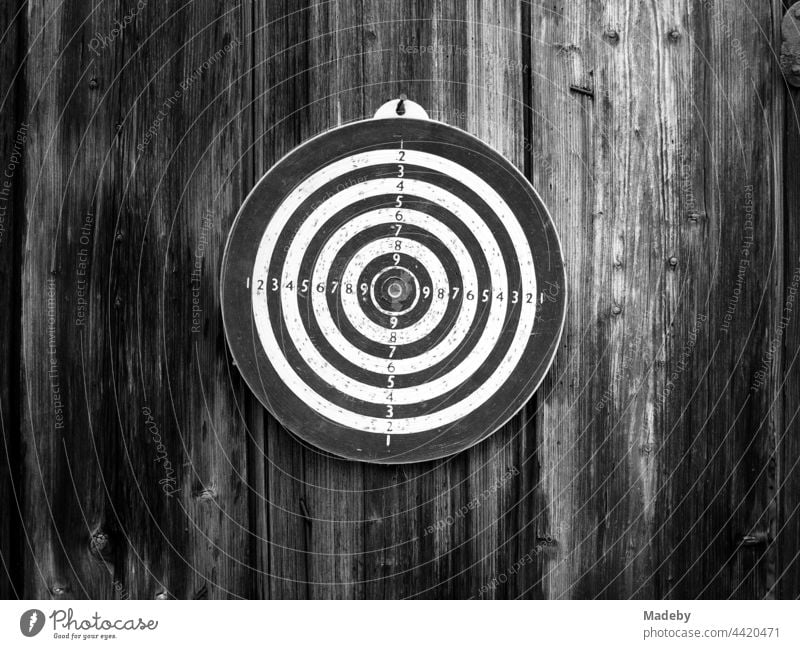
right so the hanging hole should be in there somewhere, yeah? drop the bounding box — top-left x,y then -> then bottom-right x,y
373,97 -> 428,121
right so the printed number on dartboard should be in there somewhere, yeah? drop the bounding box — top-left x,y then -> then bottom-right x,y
260,279 -> 535,304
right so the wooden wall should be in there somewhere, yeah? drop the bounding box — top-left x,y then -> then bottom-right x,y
0,0 -> 798,599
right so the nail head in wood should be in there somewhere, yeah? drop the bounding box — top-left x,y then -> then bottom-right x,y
569,84 -> 595,99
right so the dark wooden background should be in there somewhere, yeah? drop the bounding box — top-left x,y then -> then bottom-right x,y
1,0 -> 798,599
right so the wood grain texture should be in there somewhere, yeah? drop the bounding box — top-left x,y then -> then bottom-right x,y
652,0 -> 784,599
528,0 -> 671,599
528,0 -> 789,598
357,0 -> 537,599
20,0 -> 252,599
4,0 -> 798,600
113,1 -> 252,599
778,0 -> 800,596
21,0 -> 121,599
0,0 -> 24,600
249,0 -> 365,600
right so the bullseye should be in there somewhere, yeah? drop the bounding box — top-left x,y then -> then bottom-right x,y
220,99 -> 567,463
386,280 -> 404,300
372,268 -> 418,314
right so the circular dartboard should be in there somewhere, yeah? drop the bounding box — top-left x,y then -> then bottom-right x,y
221,100 -> 566,464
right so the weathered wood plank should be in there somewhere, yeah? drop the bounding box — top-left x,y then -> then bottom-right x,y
249,0 -> 309,600
527,0 -> 630,599
777,14 -> 800,597
529,0 -> 785,598
118,0 -> 252,599
356,0 -> 537,599
461,0 -> 542,600
21,0 -> 252,599
300,0 -> 370,600
21,0 -> 133,600
250,0 -> 369,599
359,0 -> 458,600
653,0 -> 784,599
0,0 -> 24,600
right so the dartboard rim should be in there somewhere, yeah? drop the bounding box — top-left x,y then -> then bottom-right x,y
221,115 -> 567,464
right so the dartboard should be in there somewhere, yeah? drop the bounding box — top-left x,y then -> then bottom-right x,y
221,100 -> 566,464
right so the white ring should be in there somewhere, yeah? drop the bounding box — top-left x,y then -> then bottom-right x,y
252,150 -> 536,434
317,239 -> 465,375
283,195 -> 495,383
271,182 -> 506,407
303,209 -> 472,345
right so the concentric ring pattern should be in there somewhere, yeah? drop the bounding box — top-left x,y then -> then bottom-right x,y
221,117 -> 566,463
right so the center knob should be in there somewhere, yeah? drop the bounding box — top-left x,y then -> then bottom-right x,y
381,275 -> 410,303
370,267 -> 418,315
386,280 -> 405,300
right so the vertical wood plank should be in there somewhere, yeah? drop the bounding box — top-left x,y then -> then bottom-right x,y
655,0 -> 784,599
778,3 -> 800,597
529,0 -> 785,598
21,0 -> 253,599
21,0 -> 131,599
0,0 -> 24,600
360,0 -> 452,600
251,0 -> 368,599
528,0 -> 622,599
302,0 -> 368,600
250,0 -> 309,599
462,0 -> 543,600
357,0 -> 538,599
120,1 -> 252,599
